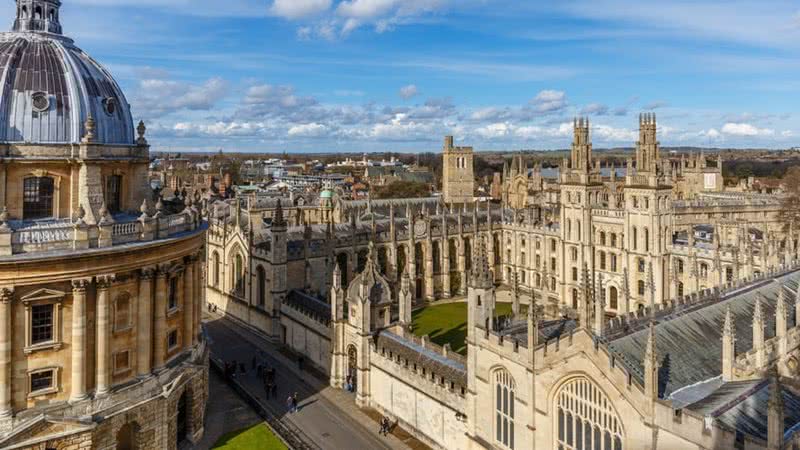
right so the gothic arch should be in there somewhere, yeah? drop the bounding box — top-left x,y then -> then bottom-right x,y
491,366 -> 517,450
551,375 -> 625,450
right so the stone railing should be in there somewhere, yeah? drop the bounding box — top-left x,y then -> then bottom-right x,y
0,208 -> 202,257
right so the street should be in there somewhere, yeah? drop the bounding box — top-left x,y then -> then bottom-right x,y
204,314 -> 408,450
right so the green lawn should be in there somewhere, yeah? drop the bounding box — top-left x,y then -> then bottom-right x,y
411,302 -> 517,355
212,423 -> 287,450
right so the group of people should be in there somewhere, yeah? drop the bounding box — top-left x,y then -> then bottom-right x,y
379,416 -> 392,436
222,360 -> 245,379
345,374 -> 356,392
286,392 -> 300,413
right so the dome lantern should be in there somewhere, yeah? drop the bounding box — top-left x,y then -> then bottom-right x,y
14,0 -> 62,35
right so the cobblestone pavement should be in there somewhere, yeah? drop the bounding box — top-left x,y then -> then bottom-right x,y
204,313 -> 409,450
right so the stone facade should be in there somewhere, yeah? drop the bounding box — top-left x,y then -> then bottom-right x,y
0,3 -> 209,449
442,136 -> 475,204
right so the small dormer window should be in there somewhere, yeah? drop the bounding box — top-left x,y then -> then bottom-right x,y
32,92 -> 49,112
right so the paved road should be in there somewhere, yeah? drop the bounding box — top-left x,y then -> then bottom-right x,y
196,370 -> 262,450
205,314 -> 405,450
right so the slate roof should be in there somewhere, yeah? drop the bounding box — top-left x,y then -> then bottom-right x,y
285,290 -> 331,325
607,269 -> 800,398
375,331 -> 467,387
715,382 -> 800,442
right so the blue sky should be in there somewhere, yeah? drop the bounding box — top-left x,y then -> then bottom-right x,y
13,0 -> 800,152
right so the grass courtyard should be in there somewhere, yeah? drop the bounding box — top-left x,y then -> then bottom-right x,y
211,423 -> 287,450
411,301 -> 517,355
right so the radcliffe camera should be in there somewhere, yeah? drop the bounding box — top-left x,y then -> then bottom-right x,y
0,1 -> 797,450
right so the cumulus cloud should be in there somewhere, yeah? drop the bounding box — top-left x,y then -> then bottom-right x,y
269,0 -> 331,20
132,77 -> 229,117
288,123 -> 329,137
721,122 -> 774,137
399,84 -> 419,99
530,90 -> 568,114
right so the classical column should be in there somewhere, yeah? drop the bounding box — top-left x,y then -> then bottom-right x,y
153,265 -> 169,370
183,260 -> 194,348
193,257 -> 203,343
70,278 -> 91,403
0,287 -> 14,418
137,267 -> 155,376
95,274 -> 115,397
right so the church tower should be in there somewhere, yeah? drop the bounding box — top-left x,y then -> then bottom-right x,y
624,114 -> 672,310
559,118 -> 603,312
14,0 -> 62,34
442,135 -> 475,204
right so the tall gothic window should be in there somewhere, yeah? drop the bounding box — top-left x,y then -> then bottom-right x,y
106,175 -> 122,214
638,280 -> 645,296
632,227 -> 638,250
556,377 -> 624,450
23,176 -> 55,220
256,266 -> 266,307
495,369 -> 515,449
599,251 -> 606,270
212,252 -> 220,287
644,227 -> 650,252
610,254 -> 617,272
609,286 -> 618,309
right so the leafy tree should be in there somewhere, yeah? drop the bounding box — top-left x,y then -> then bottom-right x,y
373,180 -> 431,199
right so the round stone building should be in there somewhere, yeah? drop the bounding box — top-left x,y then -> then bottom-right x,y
0,2 -> 208,449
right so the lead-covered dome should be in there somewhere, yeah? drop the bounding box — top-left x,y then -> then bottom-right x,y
0,0 -> 134,145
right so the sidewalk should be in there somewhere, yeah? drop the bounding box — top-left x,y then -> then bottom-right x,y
204,311 -> 413,450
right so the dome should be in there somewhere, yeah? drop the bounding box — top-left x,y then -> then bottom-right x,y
0,1 -> 135,145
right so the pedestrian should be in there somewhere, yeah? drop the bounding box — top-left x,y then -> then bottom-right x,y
292,392 -> 299,413
286,395 -> 294,413
379,416 -> 390,436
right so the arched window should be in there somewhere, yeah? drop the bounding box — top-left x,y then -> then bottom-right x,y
610,233 -> 617,248
233,253 -> 244,293
571,247 -> 578,262
632,227 -> 638,250
600,231 -> 606,246
23,176 -> 55,220
48,9 -> 56,22
609,287 -> 618,309
599,251 -> 606,270
637,258 -> 645,273
637,280 -> 645,296
572,267 -> 578,282
256,266 -> 266,307
677,258 -> 684,274
34,6 -> 42,20
116,422 -> 138,450
494,369 -> 515,449
106,174 -> 122,214
644,227 -> 650,252
576,221 -> 582,241
726,266 -> 733,282
610,254 -> 617,272
556,377 -> 624,450
212,251 -> 220,287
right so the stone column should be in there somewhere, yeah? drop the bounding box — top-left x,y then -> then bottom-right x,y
193,258 -> 202,343
458,238 -> 466,295
153,265 -> 169,370
183,260 -> 194,348
70,278 -> 91,403
0,287 -> 13,418
95,274 -> 115,397
137,267 -> 154,376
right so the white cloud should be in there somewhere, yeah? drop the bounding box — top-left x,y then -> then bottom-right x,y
530,90 -> 567,113
269,0 -> 331,20
782,130 -> 794,137
580,103 -> 609,115
288,123 -> 329,137
721,122 -> 775,137
133,77 -> 229,117
337,0 -> 397,20
399,84 -> 419,99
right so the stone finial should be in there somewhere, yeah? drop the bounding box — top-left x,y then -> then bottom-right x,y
155,196 -> 164,216
767,376 -> 784,450
137,120 -> 148,145
82,114 -> 96,144
644,321 -> 659,400
723,305 -> 735,337
75,204 -> 86,225
139,198 -> 150,220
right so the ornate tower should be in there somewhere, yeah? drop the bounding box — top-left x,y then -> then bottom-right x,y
635,113 -> 659,173
442,135 -> 475,204
13,0 -> 62,34
269,201 -> 288,340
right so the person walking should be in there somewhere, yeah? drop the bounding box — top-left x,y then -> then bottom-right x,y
291,392 -> 299,413
286,395 -> 294,413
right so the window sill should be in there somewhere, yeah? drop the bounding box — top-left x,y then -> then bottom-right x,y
167,307 -> 180,317
113,367 -> 132,377
24,341 -> 62,355
28,386 -> 58,399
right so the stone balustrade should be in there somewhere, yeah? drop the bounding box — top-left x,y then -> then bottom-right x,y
0,207 -> 201,256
